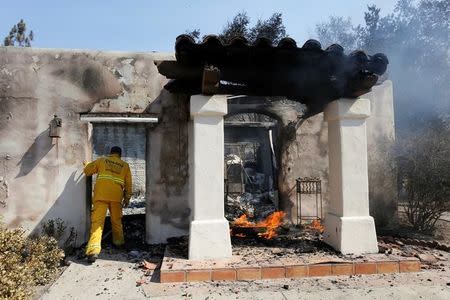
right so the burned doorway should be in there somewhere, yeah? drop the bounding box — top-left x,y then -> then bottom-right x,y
92,123 -> 147,214
224,112 -> 280,221
91,122 -> 148,248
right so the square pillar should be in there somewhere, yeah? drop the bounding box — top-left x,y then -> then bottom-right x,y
188,94 -> 232,260
323,98 -> 378,254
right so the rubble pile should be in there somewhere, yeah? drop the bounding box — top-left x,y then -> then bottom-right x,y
230,226 -> 333,265
134,257 -> 163,286
123,196 -> 146,215
162,227 -> 328,261
102,214 -> 165,254
224,152 -> 278,221
230,228 -> 450,268
379,236 -> 450,252
162,224 -> 449,273
226,192 -> 277,221
378,236 -> 449,269
0,222 -> 64,299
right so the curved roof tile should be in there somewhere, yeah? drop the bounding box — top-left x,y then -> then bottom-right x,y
157,34 -> 389,116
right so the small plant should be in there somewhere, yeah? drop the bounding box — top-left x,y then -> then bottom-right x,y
41,218 -> 66,240
41,218 -> 77,254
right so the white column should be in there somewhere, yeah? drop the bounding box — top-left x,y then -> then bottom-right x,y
188,94 -> 232,260
323,98 -> 378,255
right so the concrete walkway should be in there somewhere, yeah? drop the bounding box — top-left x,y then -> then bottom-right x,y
148,286 -> 450,300
40,253 -> 450,300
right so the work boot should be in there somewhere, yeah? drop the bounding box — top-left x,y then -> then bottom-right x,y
87,254 -> 98,264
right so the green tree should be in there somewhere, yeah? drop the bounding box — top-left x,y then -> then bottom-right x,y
3,19 -> 34,47
218,12 -> 251,43
187,12 -> 287,44
247,12 -> 286,44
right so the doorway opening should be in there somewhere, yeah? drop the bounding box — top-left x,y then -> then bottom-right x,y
91,123 -> 148,248
224,112 -> 280,222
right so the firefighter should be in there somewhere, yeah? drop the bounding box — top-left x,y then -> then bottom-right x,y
83,146 -> 132,263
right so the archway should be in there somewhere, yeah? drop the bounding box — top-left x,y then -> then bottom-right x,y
224,110 -> 281,222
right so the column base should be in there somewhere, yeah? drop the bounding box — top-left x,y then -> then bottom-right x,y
188,219 -> 232,260
323,213 -> 378,255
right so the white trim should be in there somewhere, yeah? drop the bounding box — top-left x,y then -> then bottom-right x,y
80,116 -> 158,123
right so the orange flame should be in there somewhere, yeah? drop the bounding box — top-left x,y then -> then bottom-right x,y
232,211 -> 286,239
233,214 -> 253,227
309,219 -> 325,233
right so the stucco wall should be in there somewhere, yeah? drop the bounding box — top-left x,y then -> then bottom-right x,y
278,113 -> 329,223
279,80 -> 396,227
366,81 -> 397,227
145,93 -> 190,243
0,47 -> 191,245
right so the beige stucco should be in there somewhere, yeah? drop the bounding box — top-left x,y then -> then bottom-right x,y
0,47 -> 192,245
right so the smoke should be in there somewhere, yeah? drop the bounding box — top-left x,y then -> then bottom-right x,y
380,4 -> 450,133
317,0 -> 450,134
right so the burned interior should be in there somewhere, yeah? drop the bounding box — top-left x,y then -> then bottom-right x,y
224,111 -> 280,221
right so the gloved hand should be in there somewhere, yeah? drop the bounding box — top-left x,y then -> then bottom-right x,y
122,197 -> 130,208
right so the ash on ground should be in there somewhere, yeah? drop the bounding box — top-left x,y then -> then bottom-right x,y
164,224 -> 450,269
102,213 -> 163,253
229,226 -> 338,265
74,213 -> 166,265
165,226 -> 333,261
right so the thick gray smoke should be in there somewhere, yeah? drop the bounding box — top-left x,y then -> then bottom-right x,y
316,0 -> 450,134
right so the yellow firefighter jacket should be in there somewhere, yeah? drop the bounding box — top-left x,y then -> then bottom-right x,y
84,154 -> 132,203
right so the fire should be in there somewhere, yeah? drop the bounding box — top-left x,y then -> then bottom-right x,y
233,214 -> 253,227
231,211 -> 286,239
309,219 -> 325,233
257,211 -> 286,239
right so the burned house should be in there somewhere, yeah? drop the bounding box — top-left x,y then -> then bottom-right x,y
0,36 -> 394,258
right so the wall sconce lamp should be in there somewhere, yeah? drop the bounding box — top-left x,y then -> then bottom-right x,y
49,115 -> 62,138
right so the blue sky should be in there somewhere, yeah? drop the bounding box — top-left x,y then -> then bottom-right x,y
0,0 -> 397,52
